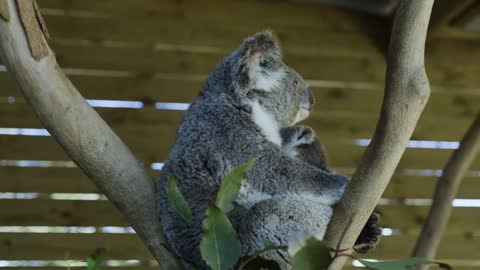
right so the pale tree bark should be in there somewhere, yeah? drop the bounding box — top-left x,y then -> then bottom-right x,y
324,1 -> 434,269
412,114 -> 480,270
0,0 -> 181,269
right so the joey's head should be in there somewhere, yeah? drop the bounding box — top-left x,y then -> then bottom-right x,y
225,31 -> 315,126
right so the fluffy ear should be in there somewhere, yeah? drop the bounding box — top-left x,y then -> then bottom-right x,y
233,31 -> 285,93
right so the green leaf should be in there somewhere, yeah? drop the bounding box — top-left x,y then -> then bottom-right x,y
239,257 -> 282,270
200,205 -> 242,270
86,248 -> 106,270
216,158 -> 256,213
291,238 -> 333,270
262,239 -> 275,249
254,240 -> 288,257
358,258 -> 452,270
167,175 -> 192,221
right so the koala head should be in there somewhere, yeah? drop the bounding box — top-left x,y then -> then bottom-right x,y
223,31 -> 315,127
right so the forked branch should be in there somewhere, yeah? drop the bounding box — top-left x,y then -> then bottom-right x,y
0,0 -> 180,268
323,1 -> 434,269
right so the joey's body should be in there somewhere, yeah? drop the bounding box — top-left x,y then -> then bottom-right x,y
157,32 -> 380,269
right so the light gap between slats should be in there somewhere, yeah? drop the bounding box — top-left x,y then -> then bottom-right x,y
1,191 -> 480,208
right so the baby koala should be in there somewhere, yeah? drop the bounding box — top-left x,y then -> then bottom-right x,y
280,125 -> 381,254
280,126 -> 329,171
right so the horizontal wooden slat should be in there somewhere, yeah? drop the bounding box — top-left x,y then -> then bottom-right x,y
22,1 -> 477,88
1,167 -> 479,199
1,74 -> 478,118
1,232 -> 479,260
0,167 -> 160,194
0,200 -> 128,227
48,42 -> 390,84
0,102 -> 476,141
38,0 -> 388,46
0,167 -> 102,193
3,36 -> 480,88
0,232 -> 152,260
1,133 -> 478,169
366,235 -> 480,260
46,39 -> 480,88
39,0 -> 386,34
1,200 -> 479,233
376,205 -> 480,233
0,129 -> 478,169
384,174 -> 480,199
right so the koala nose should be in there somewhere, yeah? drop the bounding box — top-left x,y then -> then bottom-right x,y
308,89 -> 315,108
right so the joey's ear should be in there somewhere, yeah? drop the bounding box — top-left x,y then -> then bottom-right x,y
233,31 -> 285,94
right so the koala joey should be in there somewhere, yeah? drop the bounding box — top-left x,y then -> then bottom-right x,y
156,31 -> 381,269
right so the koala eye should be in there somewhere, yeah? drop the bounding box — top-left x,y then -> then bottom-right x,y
259,58 -> 270,67
293,80 -> 298,87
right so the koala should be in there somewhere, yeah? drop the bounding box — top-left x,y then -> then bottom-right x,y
156,31 -> 380,269
280,126 -> 329,170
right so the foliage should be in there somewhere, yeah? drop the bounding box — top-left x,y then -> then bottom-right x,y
167,175 -> 192,222
86,247 -> 106,270
200,205 -> 242,270
238,257 -> 282,270
216,158 -> 256,213
290,238 -> 333,270
237,240 -> 287,269
199,158 -> 256,270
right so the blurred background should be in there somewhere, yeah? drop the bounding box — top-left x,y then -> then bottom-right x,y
0,0 -> 479,269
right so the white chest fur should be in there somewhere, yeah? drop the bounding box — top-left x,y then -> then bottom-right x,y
249,100 -> 282,146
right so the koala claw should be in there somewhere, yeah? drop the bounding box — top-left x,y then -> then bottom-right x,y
353,212 -> 381,254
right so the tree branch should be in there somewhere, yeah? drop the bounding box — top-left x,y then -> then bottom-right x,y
412,114 -> 480,270
0,1 -> 180,268
323,1 -> 434,269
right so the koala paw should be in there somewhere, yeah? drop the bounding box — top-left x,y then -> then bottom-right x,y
353,212 -> 381,253
291,126 -> 315,146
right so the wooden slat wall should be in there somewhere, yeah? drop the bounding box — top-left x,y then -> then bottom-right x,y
0,0 -> 479,268
2,166 -> 480,199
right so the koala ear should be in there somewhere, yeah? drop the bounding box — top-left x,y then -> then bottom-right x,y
233,31 -> 285,93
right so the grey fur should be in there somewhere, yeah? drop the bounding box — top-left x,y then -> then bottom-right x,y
156,31 -> 377,269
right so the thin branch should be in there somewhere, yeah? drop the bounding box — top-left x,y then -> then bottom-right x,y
412,114 -> 480,270
323,1 -> 434,269
0,0 -> 180,268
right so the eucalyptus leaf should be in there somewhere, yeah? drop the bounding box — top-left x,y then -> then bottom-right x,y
86,247 -> 106,270
262,239 -> 275,248
167,175 -> 192,221
240,257 -> 282,270
358,257 -> 452,270
291,238 -> 333,270
254,240 -> 288,257
200,205 -> 242,270
216,158 -> 256,213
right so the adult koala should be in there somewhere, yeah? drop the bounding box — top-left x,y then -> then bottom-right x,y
157,31 -> 380,269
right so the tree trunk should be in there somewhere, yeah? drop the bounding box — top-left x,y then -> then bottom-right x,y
412,114 -> 480,270
0,0 -> 180,268
324,1 -> 434,269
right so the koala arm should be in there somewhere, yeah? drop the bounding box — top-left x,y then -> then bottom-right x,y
238,149 -> 348,208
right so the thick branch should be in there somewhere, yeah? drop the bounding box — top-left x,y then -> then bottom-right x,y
324,1 -> 434,269
412,114 -> 480,269
0,1 -> 180,268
